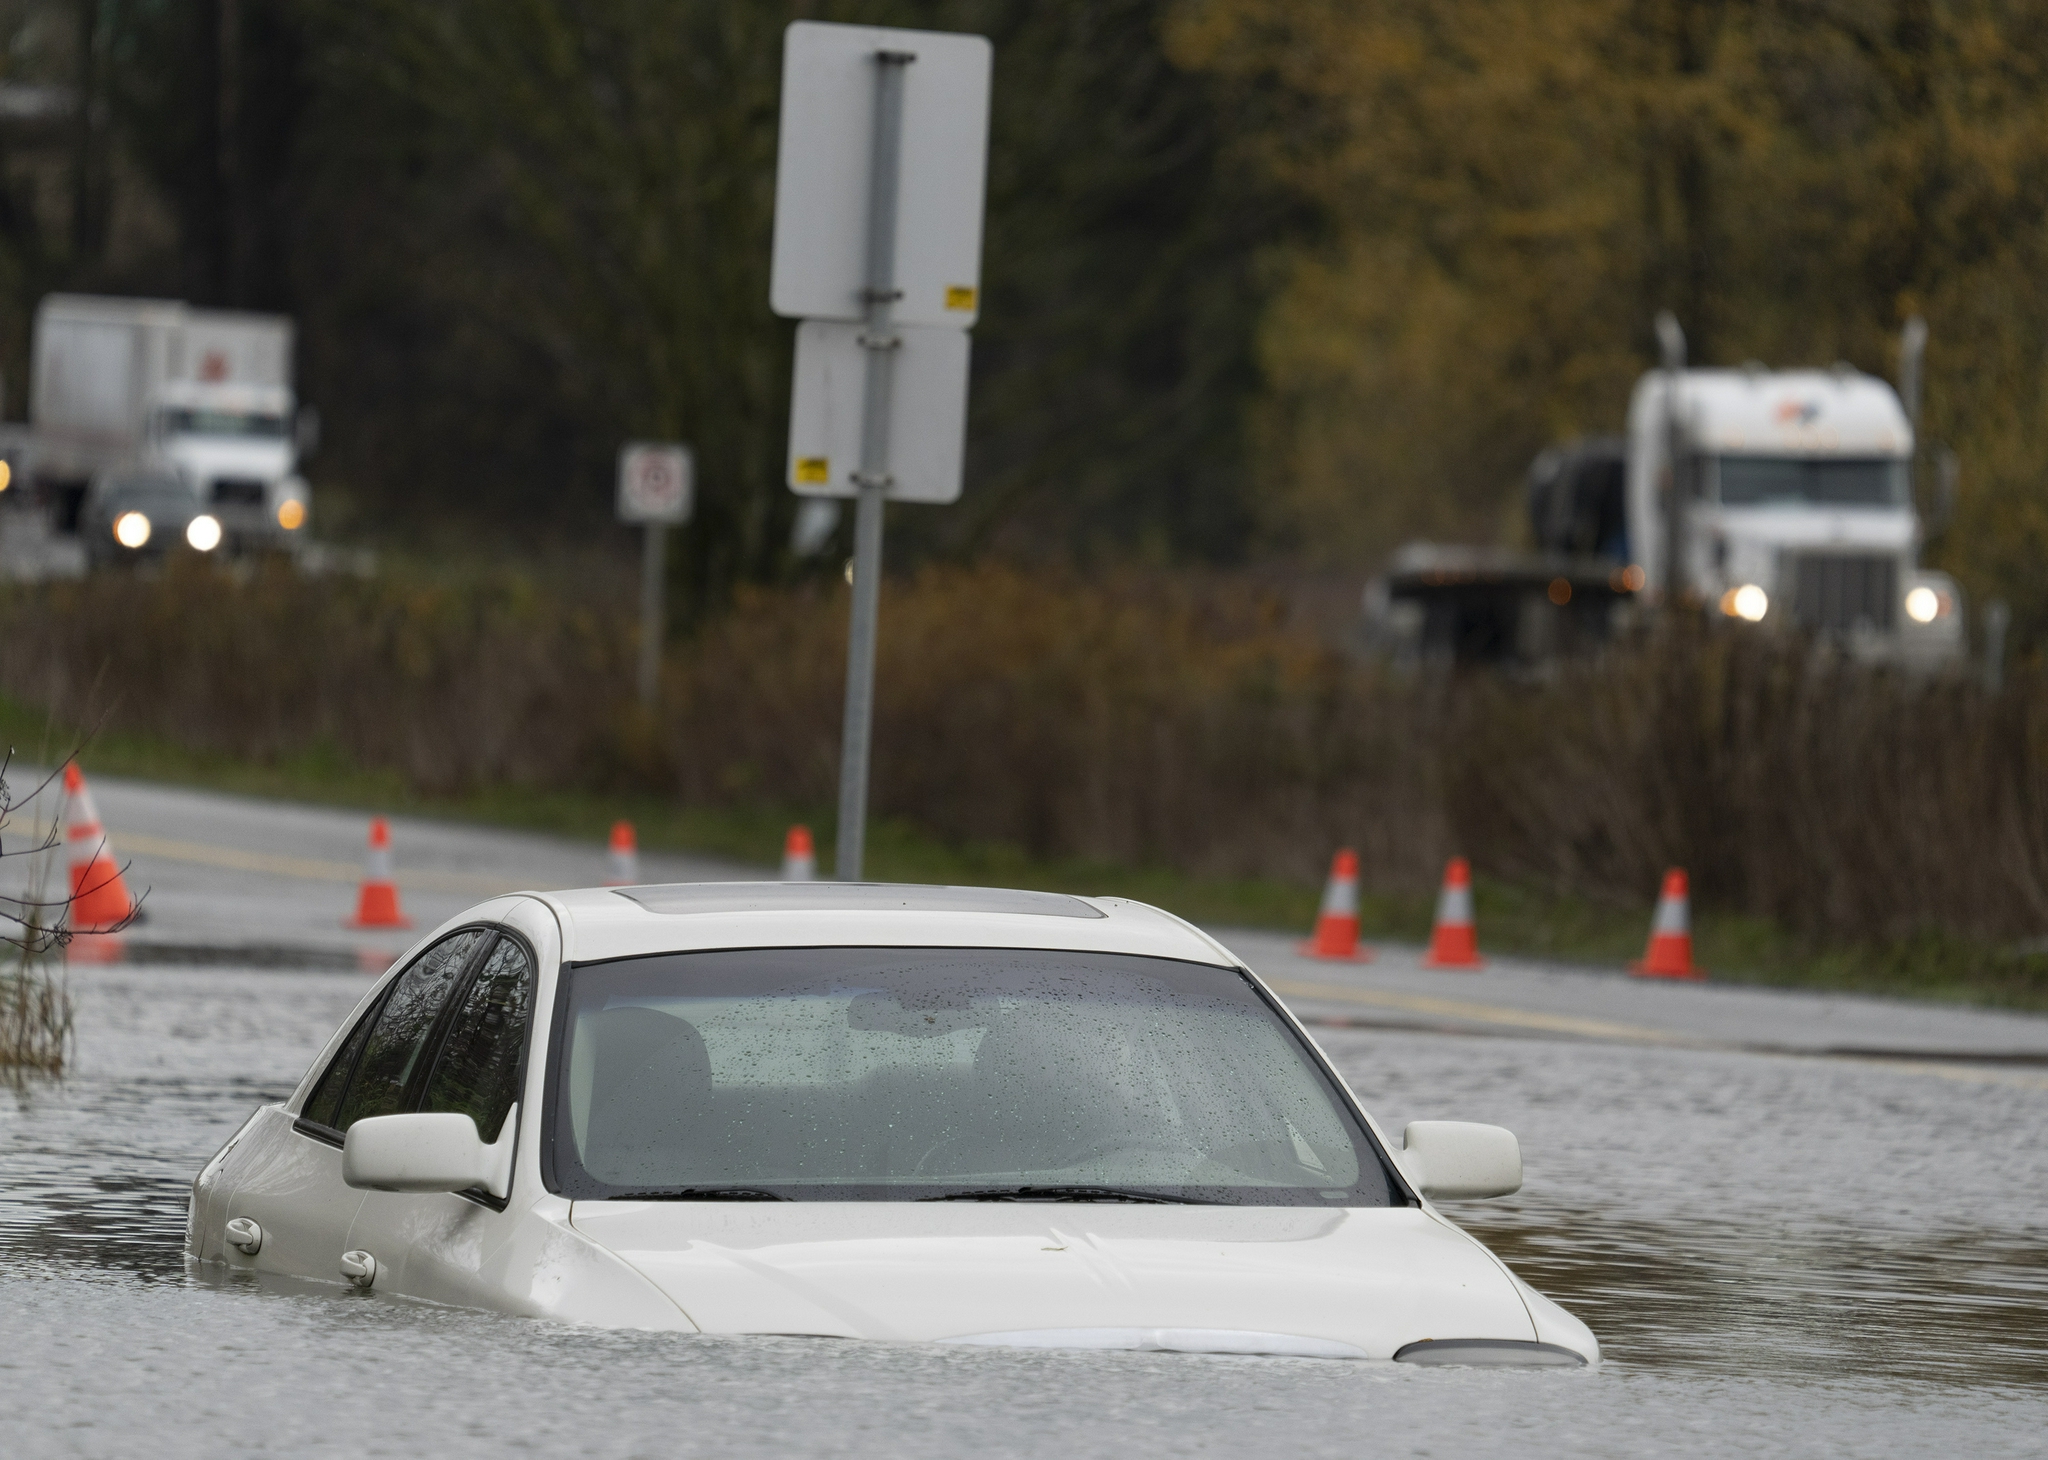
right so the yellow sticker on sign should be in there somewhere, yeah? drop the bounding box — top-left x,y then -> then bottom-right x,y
794,457 -> 830,484
945,285 -> 977,311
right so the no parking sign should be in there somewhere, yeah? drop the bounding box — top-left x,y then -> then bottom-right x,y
616,443 -> 694,524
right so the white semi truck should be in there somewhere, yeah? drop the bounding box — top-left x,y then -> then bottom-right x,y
1627,318 -> 1963,668
1376,318 -> 1966,670
27,294 -> 313,553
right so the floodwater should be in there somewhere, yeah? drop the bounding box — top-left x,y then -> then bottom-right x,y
3,964 -> 2045,1458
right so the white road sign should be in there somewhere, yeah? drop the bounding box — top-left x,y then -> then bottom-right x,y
770,22 -> 991,330
616,442 -> 693,524
786,321 -> 969,504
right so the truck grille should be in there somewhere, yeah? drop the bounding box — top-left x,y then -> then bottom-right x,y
1789,553 -> 1897,633
210,477 -> 267,506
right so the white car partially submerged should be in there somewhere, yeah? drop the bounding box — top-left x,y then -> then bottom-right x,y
188,884 -> 1598,1366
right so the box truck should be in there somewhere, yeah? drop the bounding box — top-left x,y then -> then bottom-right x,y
27,294 -> 313,553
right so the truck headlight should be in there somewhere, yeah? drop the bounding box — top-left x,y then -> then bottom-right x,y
1719,584 -> 1768,622
186,514 -> 223,552
114,511 -> 152,548
1904,586 -> 1943,623
276,498 -> 306,531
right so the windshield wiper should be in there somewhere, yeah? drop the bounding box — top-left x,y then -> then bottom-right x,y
604,1187 -> 790,1202
920,1185 -> 1206,1205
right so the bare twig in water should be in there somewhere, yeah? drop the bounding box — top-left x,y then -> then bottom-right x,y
1,731 -> 145,1072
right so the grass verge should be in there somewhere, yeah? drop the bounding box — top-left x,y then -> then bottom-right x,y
5,691 -> 2044,1012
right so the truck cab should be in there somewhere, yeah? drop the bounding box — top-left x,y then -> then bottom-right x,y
144,380 -> 309,549
1625,366 -> 1964,669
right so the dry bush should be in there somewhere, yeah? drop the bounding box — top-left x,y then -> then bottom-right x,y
2,562 -> 2042,944
669,568 -> 1447,884
0,560 -> 639,794
1,756 -> 77,1072
1448,628 -> 2048,940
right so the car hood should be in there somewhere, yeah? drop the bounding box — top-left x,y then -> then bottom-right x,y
567,1202 -> 1539,1358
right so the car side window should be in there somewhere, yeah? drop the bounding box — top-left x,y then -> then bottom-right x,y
420,935 -> 535,1143
301,1004 -> 377,1131
330,930 -> 487,1133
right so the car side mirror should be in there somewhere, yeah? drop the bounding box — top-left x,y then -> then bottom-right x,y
342,1108 -> 516,1199
294,406 -> 321,458
1400,1120 -> 1522,1200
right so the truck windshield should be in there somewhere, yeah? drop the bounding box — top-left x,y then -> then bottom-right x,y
547,946 -> 1400,1206
1714,456 -> 1906,507
159,408 -> 287,439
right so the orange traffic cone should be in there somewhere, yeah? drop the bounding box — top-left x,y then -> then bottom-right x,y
782,825 -> 816,881
1298,848 -> 1373,961
64,763 -> 137,931
346,817 -> 411,929
1632,868 -> 1704,980
1421,856 -> 1483,969
606,820 -> 639,886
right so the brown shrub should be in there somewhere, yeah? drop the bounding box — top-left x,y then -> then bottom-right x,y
2,561 -> 2042,942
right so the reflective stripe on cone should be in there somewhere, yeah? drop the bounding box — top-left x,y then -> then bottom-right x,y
782,825 -> 816,882
345,817 -> 412,929
1298,847 -> 1372,962
64,762 -> 138,931
1631,867 -> 1704,980
1422,856 -> 1482,969
607,820 -> 639,886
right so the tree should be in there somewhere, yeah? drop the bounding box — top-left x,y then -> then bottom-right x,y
1169,0 -> 2048,643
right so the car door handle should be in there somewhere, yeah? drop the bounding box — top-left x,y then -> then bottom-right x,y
225,1217 -> 263,1255
340,1250 -> 378,1289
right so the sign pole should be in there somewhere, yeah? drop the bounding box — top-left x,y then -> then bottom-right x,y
638,521 -> 666,707
616,441 -> 691,707
834,49 -> 913,881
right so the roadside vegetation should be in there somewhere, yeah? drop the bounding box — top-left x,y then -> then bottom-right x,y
0,752 -> 77,1073
4,562 -> 2044,1010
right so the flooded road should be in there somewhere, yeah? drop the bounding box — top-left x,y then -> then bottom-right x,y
3,962 -> 2045,1458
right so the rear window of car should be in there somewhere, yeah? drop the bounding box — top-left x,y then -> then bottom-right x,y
545,946 -> 1404,1206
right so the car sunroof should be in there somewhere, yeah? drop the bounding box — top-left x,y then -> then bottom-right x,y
612,882 -> 1107,919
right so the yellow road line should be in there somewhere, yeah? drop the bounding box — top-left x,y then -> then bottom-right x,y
112,830 -> 526,896
1267,977 -> 1687,1045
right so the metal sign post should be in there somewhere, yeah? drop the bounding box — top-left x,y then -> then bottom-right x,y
771,21 -> 991,881
637,525 -> 666,707
616,442 -> 694,707
834,51 -> 912,883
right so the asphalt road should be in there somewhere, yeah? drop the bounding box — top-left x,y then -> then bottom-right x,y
7,767 -> 2047,1080
1,768 -> 751,965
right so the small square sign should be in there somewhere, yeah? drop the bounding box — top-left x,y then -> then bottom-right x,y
617,443 -> 693,524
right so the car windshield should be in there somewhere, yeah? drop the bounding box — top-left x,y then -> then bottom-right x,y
1714,455 -> 1906,507
158,407 -> 287,439
548,946 -> 1400,1206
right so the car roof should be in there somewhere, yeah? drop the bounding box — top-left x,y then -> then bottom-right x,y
535,882 -> 1241,968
